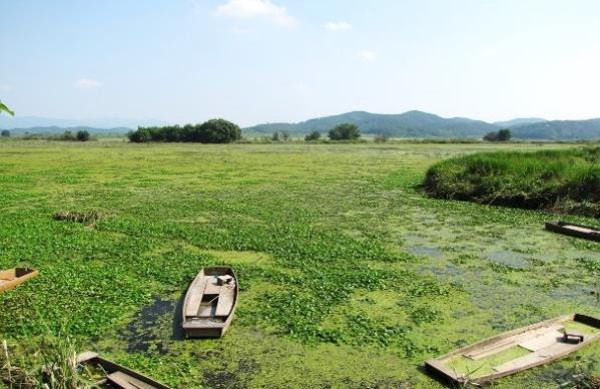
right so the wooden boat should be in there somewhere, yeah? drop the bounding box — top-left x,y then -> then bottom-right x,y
77,351 -> 170,389
182,266 -> 238,338
545,221 -> 600,242
0,267 -> 38,292
425,314 -> 600,385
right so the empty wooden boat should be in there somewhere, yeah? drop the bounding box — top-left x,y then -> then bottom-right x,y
0,267 -> 38,292
425,314 -> 600,385
77,351 -> 170,389
182,266 -> 238,338
545,221 -> 600,242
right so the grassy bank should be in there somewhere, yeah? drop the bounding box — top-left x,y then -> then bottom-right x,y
424,147 -> 600,217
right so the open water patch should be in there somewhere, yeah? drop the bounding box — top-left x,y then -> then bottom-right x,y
486,249 -> 530,269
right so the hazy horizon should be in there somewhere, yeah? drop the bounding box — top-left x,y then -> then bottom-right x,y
2,0 -> 600,127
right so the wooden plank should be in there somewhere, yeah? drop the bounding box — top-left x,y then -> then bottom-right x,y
215,286 -> 234,317
185,278 -> 207,317
519,330 -> 564,352
204,278 -> 221,295
107,371 -> 156,389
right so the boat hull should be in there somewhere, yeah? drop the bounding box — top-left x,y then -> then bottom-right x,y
545,221 -> 600,242
182,266 -> 238,338
425,314 -> 600,385
0,267 -> 39,293
77,352 -> 171,389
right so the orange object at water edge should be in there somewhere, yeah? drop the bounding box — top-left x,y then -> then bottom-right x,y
0,267 -> 39,292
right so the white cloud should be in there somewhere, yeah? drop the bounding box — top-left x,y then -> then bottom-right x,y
357,50 -> 377,62
0,85 -> 13,92
216,0 -> 295,27
75,78 -> 101,89
324,21 -> 351,31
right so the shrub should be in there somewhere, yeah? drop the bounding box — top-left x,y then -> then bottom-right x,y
76,130 -> 90,141
328,123 -> 361,141
483,129 -> 511,142
1,130 -> 9,138
305,131 -> 321,141
60,131 -> 76,141
374,134 -> 389,143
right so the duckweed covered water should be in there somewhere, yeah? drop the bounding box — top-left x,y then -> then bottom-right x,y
0,141 -> 598,387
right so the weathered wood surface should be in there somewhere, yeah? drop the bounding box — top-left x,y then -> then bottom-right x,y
425,314 -> 600,385
77,352 -> 170,389
0,267 -> 39,293
182,266 -> 238,338
546,221 -> 600,242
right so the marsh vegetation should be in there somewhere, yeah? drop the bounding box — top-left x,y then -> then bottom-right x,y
0,141 -> 599,387
425,147 -> 600,217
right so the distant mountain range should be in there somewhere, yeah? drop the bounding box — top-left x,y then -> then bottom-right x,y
245,111 -> 600,140
3,111 -> 600,140
0,116 -> 168,132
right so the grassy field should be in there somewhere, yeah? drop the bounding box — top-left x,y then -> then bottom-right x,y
424,147 -> 600,217
1,140 -> 600,388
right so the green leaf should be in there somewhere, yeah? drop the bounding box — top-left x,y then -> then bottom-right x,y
0,101 -> 15,116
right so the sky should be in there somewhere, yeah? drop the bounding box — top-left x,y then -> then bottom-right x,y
2,0 -> 600,127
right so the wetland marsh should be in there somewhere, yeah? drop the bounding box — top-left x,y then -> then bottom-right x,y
1,141 -> 599,388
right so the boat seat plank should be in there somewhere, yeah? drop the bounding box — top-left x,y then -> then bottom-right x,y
519,330 -> 564,352
215,286 -> 234,317
185,278 -> 207,317
107,371 -> 157,389
204,279 -> 221,295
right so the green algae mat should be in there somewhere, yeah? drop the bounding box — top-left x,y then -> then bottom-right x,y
1,140 -> 599,388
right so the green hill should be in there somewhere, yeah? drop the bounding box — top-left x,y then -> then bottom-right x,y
513,119 -> 600,140
245,110 -> 498,138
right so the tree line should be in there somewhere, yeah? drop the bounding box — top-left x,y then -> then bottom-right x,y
127,119 -> 242,143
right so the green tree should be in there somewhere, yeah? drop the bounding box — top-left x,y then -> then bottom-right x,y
271,132 -> 280,141
483,131 -> 499,141
1,130 -> 10,138
0,101 -> 14,116
328,123 -> 360,141
305,130 -> 321,141
497,129 -> 512,141
76,130 -> 90,141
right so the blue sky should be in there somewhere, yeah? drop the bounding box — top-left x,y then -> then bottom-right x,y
2,0 -> 600,126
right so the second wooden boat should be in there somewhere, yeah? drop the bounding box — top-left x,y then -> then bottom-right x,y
425,314 -> 600,385
77,351 -> 171,389
182,266 -> 238,338
0,267 -> 39,293
545,221 -> 600,242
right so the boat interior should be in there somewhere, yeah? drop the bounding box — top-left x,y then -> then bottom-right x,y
185,269 -> 235,323
442,318 -> 600,379
0,268 -> 35,287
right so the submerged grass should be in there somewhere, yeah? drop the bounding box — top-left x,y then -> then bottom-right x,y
424,147 -> 600,217
0,141 -> 599,387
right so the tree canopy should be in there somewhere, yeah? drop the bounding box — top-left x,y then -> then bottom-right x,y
128,119 -> 242,143
483,129 -> 511,142
328,123 -> 361,141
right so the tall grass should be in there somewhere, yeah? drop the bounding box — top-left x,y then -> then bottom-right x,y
424,147 -> 600,216
0,335 -> 94,389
